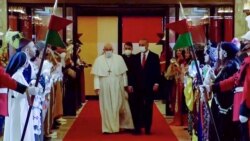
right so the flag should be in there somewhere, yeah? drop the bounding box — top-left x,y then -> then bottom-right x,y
190,25 -> 206,44
166,2 -> 205,50
166,19 -> 193,50
166,19 -> 189,34
174,32 -> 193,50
45,30 -> 65,47
48,15 -> 72,31
45,0 -> 72,48
45,15 -> 72,48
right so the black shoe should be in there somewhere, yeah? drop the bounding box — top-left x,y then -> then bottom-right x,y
44,136 -> 52,141
52,124 -> 60,130
52,120 -> 61,129
145,131 -> 151,135
121,129 -> 133,133
132,129 -> 141,135
145,129 -> 151,135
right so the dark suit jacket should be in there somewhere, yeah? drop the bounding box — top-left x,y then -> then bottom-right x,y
132,51 -> 161,95
122,54 -> 136,86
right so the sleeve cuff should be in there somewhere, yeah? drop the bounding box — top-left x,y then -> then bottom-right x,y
16,82 -> 27,94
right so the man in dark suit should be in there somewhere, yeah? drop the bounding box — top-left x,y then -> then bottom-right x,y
121,42 -> 137,130
130,38 -> 161,135
122,42 -> 135,94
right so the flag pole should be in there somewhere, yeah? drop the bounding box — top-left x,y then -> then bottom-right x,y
189,45 -> 220,141
21,42 -> 48,141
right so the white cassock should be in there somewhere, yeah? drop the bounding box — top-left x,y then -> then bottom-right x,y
91,54 -> 133,133
4,67 -> 35,141
119,90 -> 134,130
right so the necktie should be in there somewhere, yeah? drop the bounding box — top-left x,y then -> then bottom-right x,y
142,53 -> 146,68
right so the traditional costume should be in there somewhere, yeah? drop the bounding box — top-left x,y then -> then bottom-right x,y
209,42 -> 241,141
4,52 -> 35,141
211,32 -> 250,141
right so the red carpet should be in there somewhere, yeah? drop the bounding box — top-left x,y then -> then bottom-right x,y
63,100 -> 178,141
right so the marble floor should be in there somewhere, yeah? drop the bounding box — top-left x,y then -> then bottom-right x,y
0,100 -> 190,141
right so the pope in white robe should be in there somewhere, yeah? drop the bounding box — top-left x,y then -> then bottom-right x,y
91,43 -> 134,133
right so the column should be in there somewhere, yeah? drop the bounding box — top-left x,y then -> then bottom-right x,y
0,0 -> 7,33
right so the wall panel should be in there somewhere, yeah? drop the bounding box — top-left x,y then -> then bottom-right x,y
78,16 -> 118,96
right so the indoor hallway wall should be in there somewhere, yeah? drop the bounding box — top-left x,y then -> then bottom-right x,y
122,17 -> 163,56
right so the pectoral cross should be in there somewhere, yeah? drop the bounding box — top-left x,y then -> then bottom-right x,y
108,70 -> 112,75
